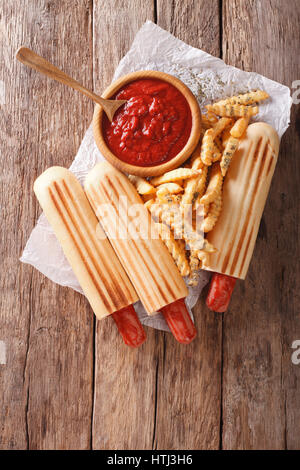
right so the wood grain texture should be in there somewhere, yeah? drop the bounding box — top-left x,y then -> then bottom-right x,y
15,46 -> 126,121
155,0 -> 223,450
157,0 -> 221,57
92,0 -> 155,92
0,0 -> 94,449
1,0 -> 299,451
153,310 -> 222,450
92,0 -> 157,450
222,0 -> 300,450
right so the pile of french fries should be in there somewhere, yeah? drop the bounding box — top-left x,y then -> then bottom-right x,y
128,89 -> 269,286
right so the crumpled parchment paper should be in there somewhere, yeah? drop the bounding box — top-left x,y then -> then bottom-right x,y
20,21 -> 292,331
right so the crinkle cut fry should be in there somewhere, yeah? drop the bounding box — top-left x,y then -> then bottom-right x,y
128,174 -> 156,195
212,117 -> 233,138
188,250 -> 200,286
220,136 -> 239,177
181,154 -> 206,207
215,89 -> 269,107
155,223 -> 190,277
150,168 -> 199,186
203,192 -> 222,233
200,163 -> 223,205
193,165 -> 208,210
197,250 -> 210,267
214,134 -> 223,152
221,128 -> 231,148
206,103 -> 258,118
148,198 -> 217,287
200,128 -> 214,166
181,177 -> 201,206
212,143 -> 222,162
202,112 -> 218,129
190,142 -> 203,170
150,196 -> 207,256
156,183 -> 183,200
230,117 -> 249,138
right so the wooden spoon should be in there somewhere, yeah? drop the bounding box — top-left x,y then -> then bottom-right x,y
16,46 -> 127,122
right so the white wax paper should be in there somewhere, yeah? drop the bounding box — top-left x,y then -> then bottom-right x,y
20,21 -> 292,331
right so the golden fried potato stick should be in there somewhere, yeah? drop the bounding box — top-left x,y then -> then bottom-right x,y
215,90 -> 269,106
189,240 -> 216,270
155,223 -> 190,277
195,167 -> 209,203
182,171 -> 208,208
230,117 -> 249,138
203,203 -> 210,217
150,168 -> 200,186
193,202 -> 208,220
181,177 -> 201,207
207,112 -> 219,124
152,197 -> 205,255
206,103 -> 258,118
158,193 -> 182,205
212,117 -> 233,138
220,136 -> 239,176
148,194 -> 217,282
200,163 -> 223,205
188,251 -> 200,286
182,224 -> 217,258
202,113 -> 217,129
190,143 -> 203,170
184,213 -> 218,254
148,196 -> 181,228
221,128 -> 231,148
212,143 -> 222,162
197,250 -> 210,267
156,183 -> 183,200
200,129 -> 214,166
202,192 -> 222,233
128,174 -> 156,195
202,112 -> 218,125
150,202 -> 186,252
214,134 -> 223,153
181,147 -> 208,206
193,167 -> 208,210
147,202 -> 162,221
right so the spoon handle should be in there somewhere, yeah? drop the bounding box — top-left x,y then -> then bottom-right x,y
16,46 -> 105,106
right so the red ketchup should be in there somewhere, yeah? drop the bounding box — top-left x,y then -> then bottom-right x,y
102,78 -> 192,167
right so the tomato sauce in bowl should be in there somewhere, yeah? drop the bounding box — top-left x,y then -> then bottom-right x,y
102,78 -> 192,167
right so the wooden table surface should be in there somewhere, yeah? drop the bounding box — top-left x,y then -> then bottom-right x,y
1,0 -> 300,450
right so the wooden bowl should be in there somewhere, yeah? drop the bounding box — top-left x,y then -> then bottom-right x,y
93,70 -> 202,176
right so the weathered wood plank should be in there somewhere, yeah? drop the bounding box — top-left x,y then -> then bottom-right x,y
92,0 -> 157,450
93,0 -> 155,92
0,0 -> 94,449
157,0 -> 221,57
155,0 -> 222,450
222,0 -> 300,450
2,0 -> 298,451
